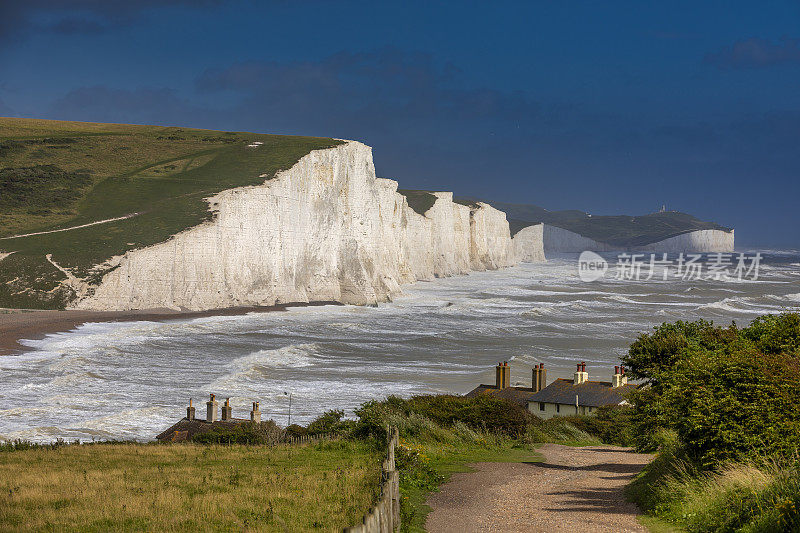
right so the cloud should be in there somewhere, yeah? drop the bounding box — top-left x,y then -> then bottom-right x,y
195,48 -> 542,136
48,86 -> 210,126
705,36 -> 800,69
0,1 -> 224,44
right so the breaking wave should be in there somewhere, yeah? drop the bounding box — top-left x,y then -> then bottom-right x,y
2,251 -> 799,442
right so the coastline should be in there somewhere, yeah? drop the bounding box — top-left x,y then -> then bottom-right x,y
0,301 -> 342,357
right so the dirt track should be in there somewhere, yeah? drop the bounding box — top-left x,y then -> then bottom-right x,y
425,444 -> 652,533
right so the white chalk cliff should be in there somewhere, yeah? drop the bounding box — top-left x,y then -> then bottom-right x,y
75,141 -> 516,311
541,225 -> 615,254
510,223 -> 734,260
632,229 -> 735,253
535,224 -> 734,254
512,224 -> 546,262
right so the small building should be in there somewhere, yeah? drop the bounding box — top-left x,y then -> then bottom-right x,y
156,394 -> 263,442
466,361 -> 634,419
464,361 -> 538,406
528,363 -> 634,419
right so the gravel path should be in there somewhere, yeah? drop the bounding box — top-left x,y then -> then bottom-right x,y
425,444 -> 652,533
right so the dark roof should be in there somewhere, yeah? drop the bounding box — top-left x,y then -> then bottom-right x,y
465,384 -> 537,406
528,378 -> 634,407
155,418 -> 251,442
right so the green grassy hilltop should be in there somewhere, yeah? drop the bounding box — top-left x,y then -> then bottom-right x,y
0,118 -> 339,309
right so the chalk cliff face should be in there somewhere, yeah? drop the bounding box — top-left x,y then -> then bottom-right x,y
542,225 -> 614,254
632,229 -> 735,253
540,224 -> 734,254
76,141 -> 516,311
512,224 -> 546,262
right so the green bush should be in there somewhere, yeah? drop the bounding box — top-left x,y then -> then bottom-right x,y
625,313 -> 800,531
285,424 -> 308,438
0,165 -> 92,210
353,394 -> 532,439
190,421 -> 283,445
623,313 -> 800,465
0,438 -> 71,452
630,443 -> 800,532
524,417 -> 600,446
306,409 -> 355,435
395,444 -> 444,492
561,405 -> 636,446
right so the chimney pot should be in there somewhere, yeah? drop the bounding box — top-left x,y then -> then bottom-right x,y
221,398 -> 232,421
250,401 -> 261,423
206,394 -> 219,423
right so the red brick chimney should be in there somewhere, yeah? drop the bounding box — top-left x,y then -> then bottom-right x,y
573,362 -> 588,385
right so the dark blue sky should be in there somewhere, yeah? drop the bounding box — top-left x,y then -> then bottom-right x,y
1,1 -> 799,247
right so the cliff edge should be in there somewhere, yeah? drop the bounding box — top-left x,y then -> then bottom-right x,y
75,141 -> 516,310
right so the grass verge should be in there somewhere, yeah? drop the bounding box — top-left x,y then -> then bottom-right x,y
0,439 -> 380,532
626,432 -> 800,532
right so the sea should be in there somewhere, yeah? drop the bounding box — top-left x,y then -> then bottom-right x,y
1,250 -> 798,443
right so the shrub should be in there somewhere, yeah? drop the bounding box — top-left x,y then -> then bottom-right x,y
562,405 -> 636,446
0,438 -> 71,452
623,313 -> 800,464
0,165 -> 92,210
353,395 -> 532,439
306,409 -> 355,435
524,417 -> 600,446
285,424 -> 308,437
396,443 -> 444,491
190,421 -> 283,445
630,443 -> 800,532
626,313 -> 800,532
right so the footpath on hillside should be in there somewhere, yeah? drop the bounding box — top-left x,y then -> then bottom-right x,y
425,443 -> 652,533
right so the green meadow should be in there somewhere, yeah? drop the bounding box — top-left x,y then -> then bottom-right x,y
0,118 -> 339,308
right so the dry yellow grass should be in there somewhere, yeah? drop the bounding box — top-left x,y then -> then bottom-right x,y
0,440 -> 380,532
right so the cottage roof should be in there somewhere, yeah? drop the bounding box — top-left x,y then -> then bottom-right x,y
527,378 -> 634,407
155,418 -> 251,442
465,384 -> 537,406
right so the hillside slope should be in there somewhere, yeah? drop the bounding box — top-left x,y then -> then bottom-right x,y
0,119 -> 516,310
0,118 -> 340,308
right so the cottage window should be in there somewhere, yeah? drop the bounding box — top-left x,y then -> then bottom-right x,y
539,402 -> 545,411
556,404 -> 560,413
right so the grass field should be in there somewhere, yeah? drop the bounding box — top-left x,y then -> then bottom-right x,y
0,440 -> 380,532
0,118 -> 339,309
